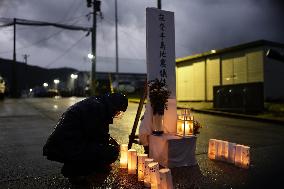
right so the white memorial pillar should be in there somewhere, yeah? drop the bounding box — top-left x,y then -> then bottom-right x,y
146,8 -> 176,133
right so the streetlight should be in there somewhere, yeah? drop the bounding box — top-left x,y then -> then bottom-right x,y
54,79 -> 60,91
88,53 -> 94,60
70,74 -> 78,79
70,74 -> 78,96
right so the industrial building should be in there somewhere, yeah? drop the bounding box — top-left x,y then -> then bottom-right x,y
176,40 -> 284,112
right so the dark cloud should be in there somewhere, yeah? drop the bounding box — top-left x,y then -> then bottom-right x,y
0,0 -> 284,72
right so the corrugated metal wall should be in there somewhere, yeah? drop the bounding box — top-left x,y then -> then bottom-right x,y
176,48 -> 265,101
176,60 -> 205,101
206,57 -> 220,101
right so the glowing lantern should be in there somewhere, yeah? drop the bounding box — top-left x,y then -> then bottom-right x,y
138,154 -> 148,181
148,162 -> 160,188
144,158 -> 154,187
227,142 -> 236,164
215,139 -> 223,160
241,145 -> 250,169
234,144 -> 243,167
128,149 -> 137,174
220,140 -> 229,161
159,168 -> 174,189
176,110 -> 194,137
120,144 -> 128,168
208,139 -> 218,160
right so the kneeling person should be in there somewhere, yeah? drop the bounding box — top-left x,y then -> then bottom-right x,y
43,93 -> 128,181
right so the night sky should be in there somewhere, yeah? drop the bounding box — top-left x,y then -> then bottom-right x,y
0,0 -> 284,73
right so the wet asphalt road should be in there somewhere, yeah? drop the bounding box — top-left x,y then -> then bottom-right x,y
0,97 -> 284,189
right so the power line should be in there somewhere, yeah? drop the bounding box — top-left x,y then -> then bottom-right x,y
0,18 -> 90,54
44,34 -> 87,68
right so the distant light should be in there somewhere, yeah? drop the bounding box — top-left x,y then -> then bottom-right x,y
70,74 -> 78,79
211,49 -> 216,53
29,88 -> 33,92
54,79 -> 60,84
226,78 -> 230,81
43,83 -> 48,87
88,53 -> 94,59
53,105 -> 58,109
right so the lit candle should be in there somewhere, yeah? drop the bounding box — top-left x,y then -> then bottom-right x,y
234,144 -> 243,167
227,142 -> 236,164
128,149 -> 137,174
208,139 -> 217,160
144,158 -> 154,187
120,144 -> 128,168
159,168 -> 174,189
138,154 -> 148,181
184,122 -> 190,136
148,162 -> 160,188
241,145 -> 250,169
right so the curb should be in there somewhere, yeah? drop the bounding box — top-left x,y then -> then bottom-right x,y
188,108 -> 284,126
129,100 -> 284,126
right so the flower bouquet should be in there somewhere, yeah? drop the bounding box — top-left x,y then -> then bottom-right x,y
148,78 -> 171,135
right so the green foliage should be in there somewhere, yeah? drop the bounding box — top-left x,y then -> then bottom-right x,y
148,78 -> 171,115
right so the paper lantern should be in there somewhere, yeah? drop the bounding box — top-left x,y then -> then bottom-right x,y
144,158 -> 154,187
120,144 -> 128,168
159,168 -> 174,189
128,149 -> 137,174
138,154 -> 148,181
234,144 -> 243,167
241,145 -> 250,169
208,139 -> 217,160
220,140 -> 229,161
148,162 -> 160,188
177,115 -> 193,137
215,139 -> 223,160
227,142 -> 236,164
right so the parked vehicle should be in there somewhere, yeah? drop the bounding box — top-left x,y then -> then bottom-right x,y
0,75 -> 6,100
112,80 -> 136,93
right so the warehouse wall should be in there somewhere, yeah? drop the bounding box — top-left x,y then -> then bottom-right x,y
176,59 -> 205,101
176,45 -> 283,102
206,56 -> 220,101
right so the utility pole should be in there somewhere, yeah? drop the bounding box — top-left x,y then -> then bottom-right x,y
157,0 -> 162,9
12,18 -> 17,98
87,0 -> 101,95
115,0 -> 119,81
23,54 -> 30,93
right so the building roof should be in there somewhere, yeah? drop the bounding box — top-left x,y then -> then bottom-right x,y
176,40 -> 284,64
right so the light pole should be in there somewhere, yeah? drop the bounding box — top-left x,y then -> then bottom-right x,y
70,74 -> 78,96
53,79 -> 60,91
86,0 -> 101,95
157,0 -> 161,9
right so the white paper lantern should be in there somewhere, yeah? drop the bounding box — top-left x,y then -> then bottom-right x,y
241,145 -> 250,169
144,158 -> 154,187
128,149 -> 137,174
138,154 -> 148,181
208,139 -> 217,160
215,139 -> 223,160
159,168 -> 174,189
220,140 -> 229,161
227,142 -> 236,164
234,144 -> 243,167
120,144 -> 128,168
148,162 -> 160,188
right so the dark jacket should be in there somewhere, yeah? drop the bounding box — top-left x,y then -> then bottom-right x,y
43,95 -> 119,163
